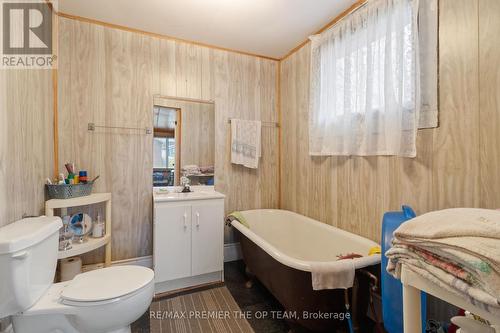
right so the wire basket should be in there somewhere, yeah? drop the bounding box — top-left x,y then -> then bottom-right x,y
46,182 -> 94,200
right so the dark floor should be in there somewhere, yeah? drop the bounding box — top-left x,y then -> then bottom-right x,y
132,260 -> 370,333
131,310 -> 150,333
224,260 -> 291,333
131,260 -> 290,333
133,260 -> 458,333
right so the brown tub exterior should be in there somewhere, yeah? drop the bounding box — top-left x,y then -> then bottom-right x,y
238,231 -> 378,332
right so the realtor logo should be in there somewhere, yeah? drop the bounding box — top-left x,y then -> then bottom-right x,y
1,0 -> 56,68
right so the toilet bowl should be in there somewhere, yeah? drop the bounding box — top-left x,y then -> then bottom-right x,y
12,265 -> 154,333
0,217 -> 154,333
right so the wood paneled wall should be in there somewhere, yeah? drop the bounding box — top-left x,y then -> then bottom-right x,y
57,17 -> 279,261
0,70 -> 54,227
280,0 -> 500,243
479,0 -> 500,210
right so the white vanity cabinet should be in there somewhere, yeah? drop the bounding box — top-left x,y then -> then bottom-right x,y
153,190 -> 225,294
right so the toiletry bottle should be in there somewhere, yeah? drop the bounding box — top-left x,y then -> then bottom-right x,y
92,213 -> 105,238
79,171 -> 88,183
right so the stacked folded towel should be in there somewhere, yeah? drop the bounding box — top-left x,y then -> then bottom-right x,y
200,165 -> 214,174
182,165 -> 201,176
386,208 -> 500,314
182,165 -> 214,176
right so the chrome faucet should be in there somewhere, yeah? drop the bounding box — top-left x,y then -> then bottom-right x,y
180,176 -> 192,193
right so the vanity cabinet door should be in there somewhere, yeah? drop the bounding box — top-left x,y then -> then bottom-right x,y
154,203 -> 192,282
191,200 -> 224,276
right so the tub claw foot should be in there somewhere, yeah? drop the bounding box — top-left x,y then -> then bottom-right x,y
244,265 -> 255,288
245,279 -> 254,289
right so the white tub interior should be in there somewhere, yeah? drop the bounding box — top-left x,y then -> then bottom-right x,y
232,209 -> 381,272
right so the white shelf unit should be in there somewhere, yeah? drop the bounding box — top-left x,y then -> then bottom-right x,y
45,193 -> 112,266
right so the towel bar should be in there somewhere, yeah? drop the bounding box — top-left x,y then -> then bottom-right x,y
88,123 -> 152,135
227,119 -> 280,128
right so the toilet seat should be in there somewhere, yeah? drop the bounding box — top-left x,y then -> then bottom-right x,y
18,266 -> 154,317
61,266 -> 154,304
61,282 -> 150,307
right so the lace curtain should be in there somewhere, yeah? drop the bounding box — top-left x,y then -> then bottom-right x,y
309,0 -> 435,157
419,0 -> 439,129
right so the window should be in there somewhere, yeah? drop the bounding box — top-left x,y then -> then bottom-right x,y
153,137 -> 176,186
309,0 -> 438,157
153,137 -> 176,169
153,137 -> 167,169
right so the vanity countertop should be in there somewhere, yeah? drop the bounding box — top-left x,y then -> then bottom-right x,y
153,186 -> 225,202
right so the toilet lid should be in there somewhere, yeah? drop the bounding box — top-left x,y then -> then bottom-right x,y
61,266 -> 154,303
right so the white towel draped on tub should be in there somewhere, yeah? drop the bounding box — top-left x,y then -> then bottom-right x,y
231,119 -> 261,169
311,259 -> 356,290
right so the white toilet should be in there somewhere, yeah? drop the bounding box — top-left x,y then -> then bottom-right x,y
0,216 -> 154,333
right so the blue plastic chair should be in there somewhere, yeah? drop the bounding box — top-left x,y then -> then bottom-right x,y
381,205 -> 427,333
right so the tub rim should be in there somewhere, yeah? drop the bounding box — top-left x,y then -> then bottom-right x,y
231,209 -> 381,272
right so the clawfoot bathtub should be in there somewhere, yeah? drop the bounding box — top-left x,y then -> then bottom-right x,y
231,209 -> 381,332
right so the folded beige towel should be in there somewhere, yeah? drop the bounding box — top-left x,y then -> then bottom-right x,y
390,260 -> 500,315
386,245 -> 500,311
311,259 -> 355,290
387,208 -> 500,314
394,208 -> 500,240
394,208 -> 500,272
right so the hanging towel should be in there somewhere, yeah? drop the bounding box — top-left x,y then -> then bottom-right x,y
231,119 -> 261,169
311,259 -> 356,290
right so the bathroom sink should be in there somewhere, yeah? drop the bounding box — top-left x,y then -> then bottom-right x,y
153,187 -> 225,202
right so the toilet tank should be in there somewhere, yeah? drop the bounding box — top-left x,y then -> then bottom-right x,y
0,216 -> 62,318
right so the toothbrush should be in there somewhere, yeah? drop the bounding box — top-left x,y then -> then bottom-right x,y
65,163 -> 75,174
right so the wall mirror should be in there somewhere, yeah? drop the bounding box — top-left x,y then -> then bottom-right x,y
152,97 -> 215,187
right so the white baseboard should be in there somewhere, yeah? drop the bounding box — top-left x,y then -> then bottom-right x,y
224,242 -> 242,262
113,255 -> 153,268
155,271 -> 223,295
82,255 -> 153,272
